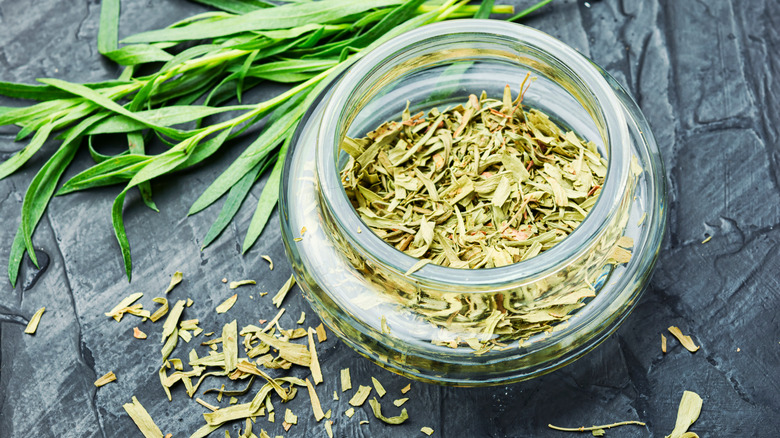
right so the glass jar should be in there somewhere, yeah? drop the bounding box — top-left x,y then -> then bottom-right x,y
280,20 -> 666,386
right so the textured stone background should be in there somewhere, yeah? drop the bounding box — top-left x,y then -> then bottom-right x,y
1,0 -> 778,437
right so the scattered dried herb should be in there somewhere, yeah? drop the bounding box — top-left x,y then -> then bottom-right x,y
341,368 -> 352,392
272,274 -> 296,308
24,307 -> 45,334
284,408 -> 297,425
325,420 -> 334,438
401,383 -> 411,394
345,407 -> 355,418
701,236 -> 712,244
134,327 -> 147,339
196,397 -> 219,411
315,323 -> 327,343
548,420 -> 646,434
349,385 -> 372,407
261,255 -> 274,270
308,327 -> 323,384
149,297 -> 169,323
668,326 -> 700,353
666,391 -> 702,438
229,280 -> 256,289
106,292 -> 144,321
297,312 -> 306,325
393,398 -> 409,407
371,376 -> 387,397
165,272 -> 183,294
369,397 -> 409,425
216,294 -> 239,314
123,396 -> 164,438
94,371 -> 117,387
421,426 -> 434,436
662,334 -> 667,354
305,378 -> 326,422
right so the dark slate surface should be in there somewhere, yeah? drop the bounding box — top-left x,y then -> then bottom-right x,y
1,0 -> 778,437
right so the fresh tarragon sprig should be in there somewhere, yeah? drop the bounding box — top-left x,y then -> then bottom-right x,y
0,0 -> 551,284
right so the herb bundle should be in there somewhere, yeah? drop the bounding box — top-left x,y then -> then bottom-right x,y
340,81 -> 607,269
1,0 -> 551,285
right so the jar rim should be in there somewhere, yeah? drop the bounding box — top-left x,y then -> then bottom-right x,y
316,19 -> 631,288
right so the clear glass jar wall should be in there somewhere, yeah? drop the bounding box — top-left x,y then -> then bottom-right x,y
280,20 -> 666,386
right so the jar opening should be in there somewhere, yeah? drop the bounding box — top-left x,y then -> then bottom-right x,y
316,20 -> 630,289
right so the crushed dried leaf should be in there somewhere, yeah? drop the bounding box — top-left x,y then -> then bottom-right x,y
230,280 -> 256,289
123,396 -> 164,438
668,326 -> 700,353
369,397 -> 409,424
24,307 -> 45,334
165,271 -> 183,294
216,294 -> 238,314
94,371 -> 117,387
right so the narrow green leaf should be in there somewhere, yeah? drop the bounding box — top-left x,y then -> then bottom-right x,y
98,0 -> 120,55
174,124 -> 233,170
85,104 -> 253,135
11,113 -> 109,280
104,45 -> 175,66
58,155 -> 151,195
509,0 -> 553,22
309,0 -> 427,58
475,0 -> 496,19
189,0 -> 274,14
0,81 -> 129,101
128,132 -> 158,211
0,98 -> 79,127
201,155 -> 272,250
122,0 -> 403,43
241,125 -> 296,253
112,149 -> 191,281
188,94 -> 307,215
236,50 -> 259,103
0,122 -> 54,181
37,78 -> 190,140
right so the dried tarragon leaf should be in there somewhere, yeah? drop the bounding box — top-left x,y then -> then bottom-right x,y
662,334 -> 667,353
230,280 -> 256,289
401,383 -> 411,394
94,371 -> 117,387
315,323 -> 327,343
548,420 -> 646,434
371,377 -> 386,397
345,407 -> 355,418
149,297 -> 168,322
261,255 -> 273,270
223,320 -> 238,372
666,391 -> 703,438
368,397 -> 409,425
272,274 -> 296,308
341,368 -> 352,392
308,327 -> 323,384
134,327 -> 147,339
24,307 -> 45,334
393,398 -> 408,407
668,326 -> 700,353
421,426 -> 434,436
349,385 -> 372,407
164,271 -> 183,294
216,294 -> 238,314
106,293 -> 144,321
123,396 -> 164,438
305,378 -> 326,422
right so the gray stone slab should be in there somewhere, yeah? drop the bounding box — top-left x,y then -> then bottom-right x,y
1,0 -> 778,437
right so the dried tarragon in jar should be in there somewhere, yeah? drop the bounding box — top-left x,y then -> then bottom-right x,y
338,81 -> 633,352
340,82 -> 606,269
